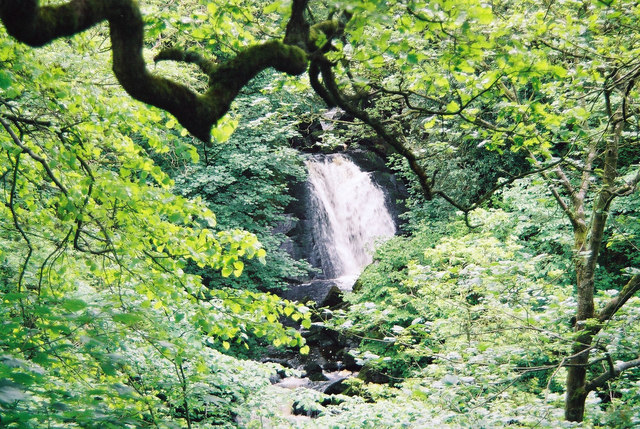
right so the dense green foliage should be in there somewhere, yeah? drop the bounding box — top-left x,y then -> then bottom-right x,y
0,10 -> 312,427
172,76 -> 313,292
1,0 -> 639,427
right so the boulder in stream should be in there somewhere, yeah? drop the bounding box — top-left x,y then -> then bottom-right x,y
280,279 -> 344,308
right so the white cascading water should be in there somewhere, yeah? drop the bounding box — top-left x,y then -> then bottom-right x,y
306,154 -> 396,290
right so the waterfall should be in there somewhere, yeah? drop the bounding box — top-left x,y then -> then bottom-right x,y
306,154 -> 396,290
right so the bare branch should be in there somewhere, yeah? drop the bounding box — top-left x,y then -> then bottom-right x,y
7,152 -> 32,294
0,117 -> 68,194
373,70 -> 504,118
614,168 -> 640,196
552,166 -> 576,199
598,275 -> 640,324
584,107 -> 625,276
0,112 -> 52,127
546,182 -> 580,229
586,356 -> 640,393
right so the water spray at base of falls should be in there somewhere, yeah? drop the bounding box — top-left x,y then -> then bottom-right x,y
305,154 -> 396,290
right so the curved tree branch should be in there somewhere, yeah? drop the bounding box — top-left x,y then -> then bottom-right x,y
585,356 -> 640,393
598,275 -> 640,324
313,55 -> 567,221
283,0 -> 310,50
315,58 -> 436,199
0,0 -> 308,143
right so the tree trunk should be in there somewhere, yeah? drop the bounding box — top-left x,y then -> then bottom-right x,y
564,266 -> 595,422
565,366 -> 588,421
563,104 -> 624,422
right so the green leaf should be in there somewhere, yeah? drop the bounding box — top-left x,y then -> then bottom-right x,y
211,116 -> 238,143
0,70 -> 12,89
446,101 -> 460,112
257,248 -> 267,265
263,1 -> 282,14
233,260 -> 244,277
221,266 -> 233,277
62,298 -> 87,312
112,312 -> 143,326
423,117 -> 437,129
100,361 -> 118,377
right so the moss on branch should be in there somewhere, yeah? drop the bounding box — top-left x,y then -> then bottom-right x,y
0,0 -> 308,143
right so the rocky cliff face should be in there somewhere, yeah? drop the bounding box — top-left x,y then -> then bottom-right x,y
269,148 -> 407,385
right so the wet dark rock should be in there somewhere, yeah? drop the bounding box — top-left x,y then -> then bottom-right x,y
269,374 -> 281,384
268,368 -> 288,385
303,325 -> 344,362
323,360 -> 340,372
322,377 -> 349,395
280,280 -> 344,308
320,285 -> 343,309
337,348 -> 361,372
346,148 -> 388,172
352,277 -> 364,293
304,361 -> 328,381
259,320 -> 360,378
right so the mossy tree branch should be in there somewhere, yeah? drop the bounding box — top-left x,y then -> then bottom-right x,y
283,0 -> 310,50
0,0 -> 308,143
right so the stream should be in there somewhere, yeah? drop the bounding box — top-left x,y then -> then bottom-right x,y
271,153 -> 398,417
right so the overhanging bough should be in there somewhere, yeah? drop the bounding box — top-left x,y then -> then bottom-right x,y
0,0 -> 308,142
